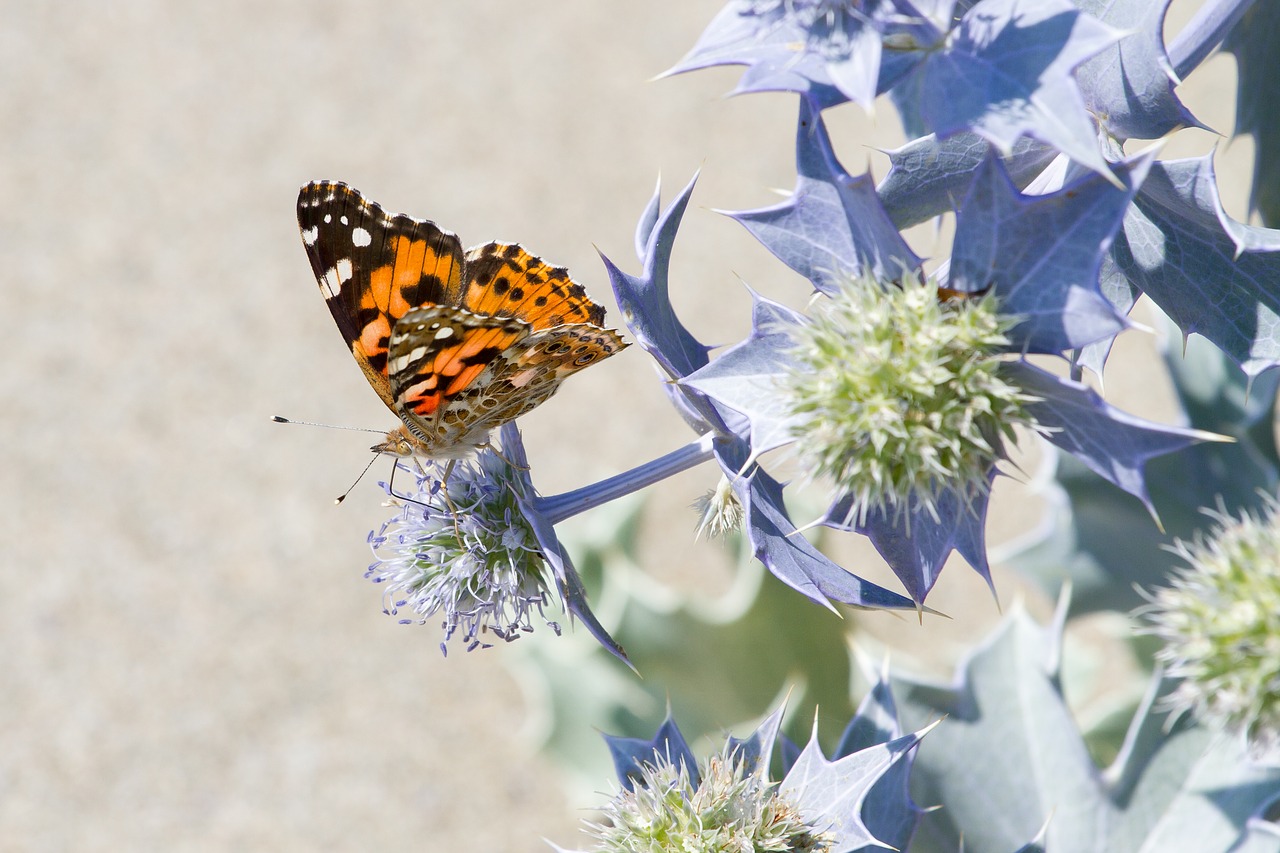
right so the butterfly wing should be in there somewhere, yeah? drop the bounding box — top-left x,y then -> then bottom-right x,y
386,304 -> 533,453
462,242 -> 609,331
476,324 -> 629,426
297,180 -> 466,409
454,242 -> 630,432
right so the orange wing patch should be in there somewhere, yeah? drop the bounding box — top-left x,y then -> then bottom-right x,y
366,234 -> 466,319
462,242 -> 606,331
298,181 -> 467,394
366,236 -> 427,317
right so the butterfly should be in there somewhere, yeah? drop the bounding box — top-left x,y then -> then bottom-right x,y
297,180 -> 627,463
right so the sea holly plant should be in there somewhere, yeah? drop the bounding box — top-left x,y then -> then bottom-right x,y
1138,492 -> 1280,762
604,173 -> 937,612
635,130 -> 1215,605
540,623 -> 1277,853
670,0 -> 1128,177
356,0 -> 1279,642
893,600 -> 1280,852
624,0 -> 1280,607
551,684 -> 931,853
366,422 -> 632,665
320,0 -> 1280,846
1003,319 -> 1280,616
1227,1 -> 1280,225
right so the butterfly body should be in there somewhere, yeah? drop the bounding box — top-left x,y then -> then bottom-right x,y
297,181 -> 627,459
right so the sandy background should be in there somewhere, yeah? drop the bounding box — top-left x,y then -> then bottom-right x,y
0,1 -> 1251,850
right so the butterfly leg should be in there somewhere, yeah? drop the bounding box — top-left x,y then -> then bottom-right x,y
436,459 -> 466,538
482,440 -> 528,472
386,459 -> 430,507
385,458 -> 466,538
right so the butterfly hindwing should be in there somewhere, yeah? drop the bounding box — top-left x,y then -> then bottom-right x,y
387,305 -> 530,421
477,324 -> 629,425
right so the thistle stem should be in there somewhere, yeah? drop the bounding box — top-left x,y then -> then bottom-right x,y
537,432 -> 717,524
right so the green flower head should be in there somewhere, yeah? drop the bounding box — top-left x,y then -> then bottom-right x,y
784,272 -> 1037,524
584,746 -> 831,853
1141,495 -> 1280,757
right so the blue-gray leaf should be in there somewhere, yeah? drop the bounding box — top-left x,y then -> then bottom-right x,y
727,100 -> 922,296
895,0 -> 1122,180
950,150 -> 1152,353
1108,154 -> 1280,378
1075,0 -> 1202,141
1007,360 -> 1215,519
682,293 -> 808,459
895,604 -> 1280,851
879,132 -> 1059,229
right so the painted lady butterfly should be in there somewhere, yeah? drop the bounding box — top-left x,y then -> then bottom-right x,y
297,180 -> 627,461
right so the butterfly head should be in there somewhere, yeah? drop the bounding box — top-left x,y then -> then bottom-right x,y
372,426 -> 425,459
372,424 -> 490,461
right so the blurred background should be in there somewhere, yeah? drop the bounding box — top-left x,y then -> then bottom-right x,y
0,1 -> 1251,849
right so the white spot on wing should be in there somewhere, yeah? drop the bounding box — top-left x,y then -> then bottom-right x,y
301,226 -> 319,246
434,326 -> 455,340
323,214 -> 333,224
335,258 -> 354,284
351,226 -> 371,247
390,346 -> 430,374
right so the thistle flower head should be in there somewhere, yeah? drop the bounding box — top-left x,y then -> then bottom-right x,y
693,474 -> 746,539
585,746 -> 831,853
784,272 -> 1036,524
1140,495 -> 1280,758
365,451 -> 557,653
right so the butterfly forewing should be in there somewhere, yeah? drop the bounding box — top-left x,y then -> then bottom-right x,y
297,181 -> 467,405
463,242 -> 607,331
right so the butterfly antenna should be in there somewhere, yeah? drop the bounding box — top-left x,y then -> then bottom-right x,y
271,415 -> 385,434
335,453 -> 382,505
272,416 -> 390,504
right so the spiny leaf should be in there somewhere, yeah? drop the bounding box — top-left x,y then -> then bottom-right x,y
829,477 -> 995,607
1006,360 -> 1216,519
605,713 -> 699,791
894,604 -> 1280,851
779,726 -> 927,852
502,423 -> 631,668
1106,154 -> 1280,378
1000,325 -> 1280,614
895,0 -> 1122,181
1075,0 -> 1202,141
664,0 -> 945,110
878,132 -> 1059,229
726,100 -> 922,296
682,293 -> 808,459
1225,3 -> 1280,225
949,150 -> 1152,352
723,439 -> 923,612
